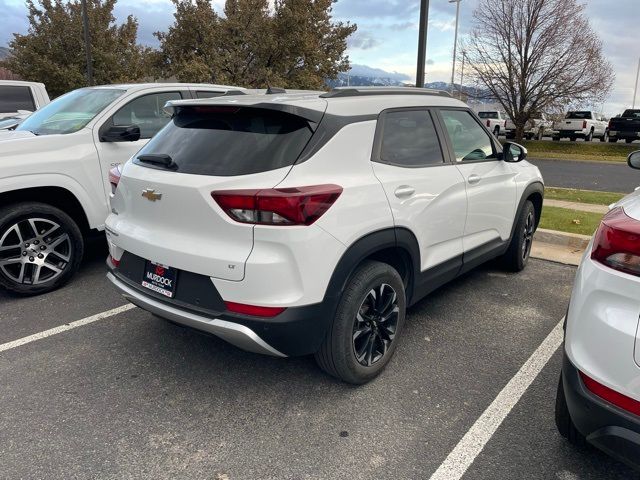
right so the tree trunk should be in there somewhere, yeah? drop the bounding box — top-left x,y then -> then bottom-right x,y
515,122 -> 526,143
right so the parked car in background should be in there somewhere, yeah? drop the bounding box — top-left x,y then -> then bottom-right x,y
0,80 -> 50,120
477,110 -> 507,137
0,83 -> 245,295
608,109 -> 640,144
556,150 -> 640,471
105,87 -> 544,384
0,110 -> 31,131
552,111 -> 608,142
505,113 -> 554,140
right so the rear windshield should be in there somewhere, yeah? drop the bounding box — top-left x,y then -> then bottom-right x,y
622,109 -> 640,118
135,107 -> 313,176
478,112 -> 498,119
0,85 -> 35,113
566,111 -> 592,119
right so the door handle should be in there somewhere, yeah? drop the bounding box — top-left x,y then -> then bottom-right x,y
467,174 -> 481,185
394,186 -> 415,198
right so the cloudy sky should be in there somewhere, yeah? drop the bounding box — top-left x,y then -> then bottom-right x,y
0,0 -> 638,114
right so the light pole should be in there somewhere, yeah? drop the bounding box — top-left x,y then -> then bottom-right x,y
81,0 -> 94,86
449,0 -> 461,94
416,0 -> 431,88
633,57 -> 640,109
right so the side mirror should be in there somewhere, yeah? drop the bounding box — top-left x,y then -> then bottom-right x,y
101,124 -> 141,142
503,142 -> 528,162
628,151 -> 640,170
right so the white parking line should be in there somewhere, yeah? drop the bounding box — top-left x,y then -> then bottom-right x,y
429,318 -> 565,480
0,304 -> 136,353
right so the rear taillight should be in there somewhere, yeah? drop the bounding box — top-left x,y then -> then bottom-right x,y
109,165 -> 122,194
212,185 -> 342,226
225,301 -> 285,317
107,254 -> 120,268
608,119 -> 613,129
582,120 -> 587,129
504,120 -> 507,128
591,207 -> 640,276
580,371 -> 640,417
486,119 -> 491,127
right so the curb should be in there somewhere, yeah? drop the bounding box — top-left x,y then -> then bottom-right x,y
534,228 -> 591,250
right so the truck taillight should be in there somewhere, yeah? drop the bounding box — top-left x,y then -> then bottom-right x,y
212,185 -> 343,226
608,119 -> 613,129
486,120 -> 491,127
109,165 -> 122,194
591,207 -> 640,277
504,120 -> 507,128
582,120 -> 587,129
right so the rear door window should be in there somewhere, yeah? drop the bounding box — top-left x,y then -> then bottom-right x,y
0,85 -> 36,113
135,107 -> 314,176
377,109 -> 444,167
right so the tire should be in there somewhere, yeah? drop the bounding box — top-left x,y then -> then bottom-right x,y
536,128 -> 544,141
493,126 -> 500,137
552,136 -> 560,142
626,138 -> 634,144
584,130 -> 593,142
555,374 -> 586,446
0,202 -> 84,295
501,200 -> 535,272
600,131 -> 608,142
570,137 -> 576,142
609,137 -> 618,143
315,260 -> 406,384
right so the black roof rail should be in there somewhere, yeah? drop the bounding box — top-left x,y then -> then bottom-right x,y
319,87 -> 452,99
266,86 -> 287,94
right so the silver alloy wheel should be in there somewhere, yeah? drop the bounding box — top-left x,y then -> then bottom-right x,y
0,217 -> 72,285
352,283 -> 400,367
522,211 -> 535,261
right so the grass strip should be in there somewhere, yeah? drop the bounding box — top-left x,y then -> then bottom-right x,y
539,206 -> 603,236
544,187 -> 625,206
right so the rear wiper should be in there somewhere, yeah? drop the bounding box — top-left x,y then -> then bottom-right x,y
137,154 -> 177,170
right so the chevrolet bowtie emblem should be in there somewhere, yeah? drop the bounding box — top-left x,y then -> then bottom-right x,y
141,189 -> 162,201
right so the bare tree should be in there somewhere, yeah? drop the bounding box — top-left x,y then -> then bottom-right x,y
464,0 -> 614,141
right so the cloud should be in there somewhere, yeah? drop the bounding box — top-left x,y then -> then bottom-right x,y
332,0 -> 419,20
0,0 -> 28,45
348,30 -> 381,51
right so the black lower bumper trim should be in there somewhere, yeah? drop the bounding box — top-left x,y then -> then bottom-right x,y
562,351 -> 640,471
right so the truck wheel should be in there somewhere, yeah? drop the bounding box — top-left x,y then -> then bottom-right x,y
609,137 -> 617,143
315,260 -> 406,384
493,126 -> 500,137
626,139 -> 634,144
0,202 -> 84,295
552,136 -> 560,141
584,130 -> 593,142
502,200 -> 536,272
600,131 -> 609,142
536,128 -> 544,141
570,137 -> 576,142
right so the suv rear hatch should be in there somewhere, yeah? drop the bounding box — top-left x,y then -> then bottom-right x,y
108,101 -> 325,282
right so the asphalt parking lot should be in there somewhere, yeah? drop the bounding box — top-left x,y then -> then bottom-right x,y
1,244 -> 639,480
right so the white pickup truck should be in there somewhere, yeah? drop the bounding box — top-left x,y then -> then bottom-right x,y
505,114 -> 553,140
0,82 -> 245,295
477,111 -> 508,137
552,111 -> 608,142
0,80 -> 50,119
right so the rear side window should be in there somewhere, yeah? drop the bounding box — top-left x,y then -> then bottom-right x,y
195,91 -> 226,98
378,110 -> 444,167
136,107 -> 313,176
0,85 -> 36,113
112,91 -> 182,139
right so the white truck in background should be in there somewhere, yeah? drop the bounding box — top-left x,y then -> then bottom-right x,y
552,110 -> 608,142
477,110 -> 507,137
505,113 -> 554,140
0,80 -> 50,119
0,82 -> 246,295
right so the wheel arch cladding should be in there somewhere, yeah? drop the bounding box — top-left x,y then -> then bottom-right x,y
513,182 -> 544,235
0,187 -> 91,233
324,227 -> 420,306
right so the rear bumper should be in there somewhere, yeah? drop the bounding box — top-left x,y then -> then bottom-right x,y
553,129 -> 586,137
562,352 -> 640,470
609,130 -> 640,139
107,268 -> 338,357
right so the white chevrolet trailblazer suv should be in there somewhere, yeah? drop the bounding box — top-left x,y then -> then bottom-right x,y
0,83 -> 245,295
555,151 -> 640,469
105,87 -> 544,383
